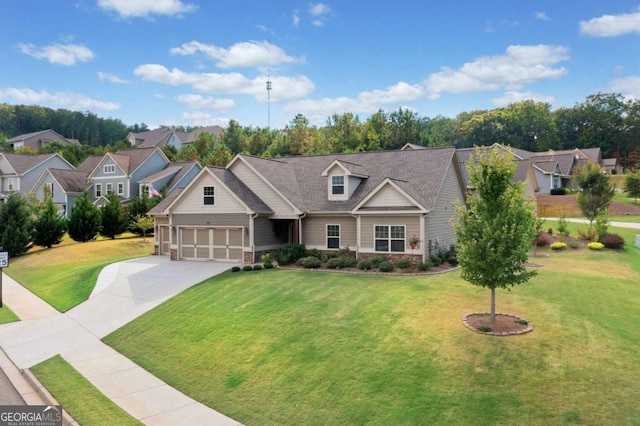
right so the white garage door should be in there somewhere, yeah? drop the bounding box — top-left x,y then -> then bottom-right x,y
179,227 -> 243,261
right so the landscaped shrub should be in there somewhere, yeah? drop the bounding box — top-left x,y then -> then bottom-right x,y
296,256 -> 322,268
594,214 -> 609,241
547,227 -> 553,234
357,259 -> 373,271
417,262 -> 431,271
263,262 -> 274,269
550,187 -> 566,195
242,265 -> 254,271
600,234 -> 625,249
395,257 -> 413,269
340,255 -> 358,268
447,255 -> 459,266
277,243 -> 306,265
550,241 -> 567,250
536,233 -> 554,247
557,215 -> 569,236
587,241 -> 604,250
253,264 -> 263,271
325,258 -> 345,269
306,248 -> 322,259
577,227 -> 597,241
370,255 -> 389,267
569,241 -> 580,249
321,252 -> 337,263
260,253 -> 274,264
429,254 -> 442,266
378,261 -> 395,272
231,266 -> 241,272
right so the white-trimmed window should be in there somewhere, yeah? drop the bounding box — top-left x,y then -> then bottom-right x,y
374,225 -> 406,252
106,183 -> 114,194
104,164 -> 115,174
327,224 -> 340,249
95,183 -> 102,198
8,178 -> 14,191
44,182 -> 54,198
203,186 -> 215,205
332,175 -> 345,195
117,183 -> 124,195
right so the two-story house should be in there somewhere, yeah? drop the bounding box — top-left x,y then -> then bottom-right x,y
0,153 -> 74,202
6,129 -> 80,151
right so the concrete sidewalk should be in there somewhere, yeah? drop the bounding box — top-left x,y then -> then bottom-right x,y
0,256 -> 242,426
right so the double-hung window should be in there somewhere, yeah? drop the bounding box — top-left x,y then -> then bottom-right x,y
44,182 -> 54,198
95,183 -> 102,197
332,175 -> 345,195
327,224 -> 340,249
106,183 -> 114,194
374,225 -> 405,252
203,186 -> 215,205
117,183 -> 124,195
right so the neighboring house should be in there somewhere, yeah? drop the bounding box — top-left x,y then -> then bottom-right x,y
137,161 -> 202,197
127,125 -> 224,150
6,129 -> 80,151
0,153 -> 74,202
85,147 -> 171,203
31,155 -> 102,216
150,148 -> 466,264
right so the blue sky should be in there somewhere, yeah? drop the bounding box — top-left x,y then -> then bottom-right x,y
1,1 -> 640,129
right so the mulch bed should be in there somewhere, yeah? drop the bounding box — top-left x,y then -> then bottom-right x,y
462,312 -> 533,336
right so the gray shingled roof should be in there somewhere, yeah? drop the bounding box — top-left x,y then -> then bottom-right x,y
75,155 -> 103,173
48,168 -> 89,193
239,147 -> 458,212
208,167 -> 273,213
130,127 -> 174,148
148,188 -> 183,215
455,147 -> 531,188
112,147 -> 161,174
138,161 -> 200,191
0,153 -> 60,175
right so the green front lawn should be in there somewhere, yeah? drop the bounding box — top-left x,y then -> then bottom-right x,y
104,242 -> 640,425
31,355 -> 141,426
0,303 -> 19,324
5,237 -> 152,312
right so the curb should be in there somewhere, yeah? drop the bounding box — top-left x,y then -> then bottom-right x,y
22,369 -> 79,426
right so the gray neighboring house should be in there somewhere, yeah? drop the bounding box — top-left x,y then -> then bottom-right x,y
31,155 -> 102,216
6,129 -> 80,151
137,161 -> 202,196
0,153 -> 74,202
127,126 -> 224,150
150,147 -> 466,264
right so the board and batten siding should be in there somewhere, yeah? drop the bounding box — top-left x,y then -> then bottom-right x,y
423,161 -> 464,252
302,215 -> 357,249
171,172 -> 246,214
230,160 -> 296,217
360,215 -> 421,253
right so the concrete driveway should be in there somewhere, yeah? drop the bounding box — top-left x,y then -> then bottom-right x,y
0,256 -> 241,425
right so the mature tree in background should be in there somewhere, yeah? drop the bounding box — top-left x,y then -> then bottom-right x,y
324,112 -> 362,152
624,170 -> 640,203
386,108 -> 423,150
501,100 -> 559,151
0,193 -> 33,256
68,191 -> 101,242
574,162 -> 615,230
576,93 -> 626,158
32,197 -> 67,248
100,192 -> 128,239
423,115 -> 457,147
452,147 -> 537,322
223,119 -> 243,154
362,110 -> 390,151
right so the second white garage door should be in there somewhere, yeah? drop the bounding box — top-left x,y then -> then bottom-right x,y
180,227 -> 243,261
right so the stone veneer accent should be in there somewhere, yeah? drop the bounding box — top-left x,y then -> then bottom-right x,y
170,248 -> 177,261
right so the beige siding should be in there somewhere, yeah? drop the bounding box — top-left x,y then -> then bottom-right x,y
302,215 -> 357,249
423,161 -> 464,253
155,216 -> 169,226
360,215 -> 421,253
254,216 -> 279,247
172,172 -> 245,214
230,160 -> 296,217
362,183 -> 414,208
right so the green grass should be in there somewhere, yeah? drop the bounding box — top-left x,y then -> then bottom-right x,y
5,236 -> 152,312
0,303 -> 20,324
30,355 -> 141,426
104,244 -> 640,426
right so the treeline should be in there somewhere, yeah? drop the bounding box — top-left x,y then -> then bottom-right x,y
3,92 -> 640,169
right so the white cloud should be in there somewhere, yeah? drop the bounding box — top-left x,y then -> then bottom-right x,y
491,91 -> 556,107
308,3 -> 331,26
98,72 -> 130,83
608,76 -> 640,99
170,40 -> 302,69
292,9 -> 300,27
0,87 -> 119,110
424,44 -> 569,97
98,0 -> 197,18
534,11 -> 550,21
180,111 -> 229,127
134,64 -> 315,101
175,94 -> 235,110
580,10 -> 640,37
17,42 -> 94,65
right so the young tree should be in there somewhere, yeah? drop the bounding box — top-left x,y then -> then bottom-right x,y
0,193 -> 33,256
624,170 -> 640,203
574,162 -> 615,228
100,192 -> 128,239
32,197 -> 67,248
132,215 -> 155,241
452,147 -> 537,322
68,191 -> 101,242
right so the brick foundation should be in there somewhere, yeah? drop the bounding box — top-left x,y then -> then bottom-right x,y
170,248 -> 177,261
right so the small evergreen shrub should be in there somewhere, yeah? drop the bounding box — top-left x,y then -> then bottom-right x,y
263,262 -> 274,269
321,252 -> 338,263
536,233 -> 554,247
277,243 -> 306,265
253,264 -> 263,271
378,261 -> 395,272
447,256 -> 459,266
600,234 -> 625,249
550,241 -> 567,250
242,265 -> 254,271
325,258 -> 345,269
587,241 -> 604,250
358,259 -> 373,271
569,241 -> 580,249
417,262 -> 431,271
260,253 -> 274,264
429,254 -> 442,266
306,248 -> 322,259
231,266 -> 241,272
369,255 -> 388,267
296,256 -> 322,268
395,257 -> 413,269
550,187 -> 566,195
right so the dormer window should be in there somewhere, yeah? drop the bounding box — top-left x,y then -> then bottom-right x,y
332,176 -> 345,195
